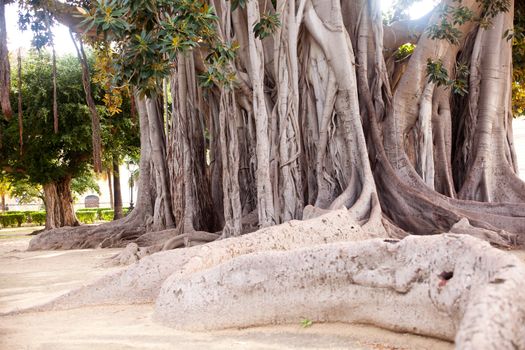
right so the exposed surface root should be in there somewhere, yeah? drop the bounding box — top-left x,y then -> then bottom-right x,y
449,218 -> 515,248
109,230 -> 221,266
154,234 -> 525,349
9,210 -> 525,349
28,209 -> 259,252
27,220 -> 147,250
11,209 -> 376,313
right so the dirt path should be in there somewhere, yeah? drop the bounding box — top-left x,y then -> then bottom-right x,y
0,237 -> 453,350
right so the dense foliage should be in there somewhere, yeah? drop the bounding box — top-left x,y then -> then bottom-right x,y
80,0 -> 229,95
0,49 -> 138,197
512,1 -> 525,115
0,52 -> 95,184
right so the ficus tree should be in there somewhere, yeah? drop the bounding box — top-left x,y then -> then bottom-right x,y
22,0 -> 525,247
3,0 -> 525,345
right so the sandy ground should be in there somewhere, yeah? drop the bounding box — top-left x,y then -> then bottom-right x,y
0,236 -> 453,350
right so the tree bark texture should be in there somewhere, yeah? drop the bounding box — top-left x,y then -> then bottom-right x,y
112,157 -> 123,220
43,176 -> 79,230
107,169 -> 114,209
32,0 -> 525,249
0,0 -> 12,120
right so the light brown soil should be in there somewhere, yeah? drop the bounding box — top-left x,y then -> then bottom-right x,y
0,237 -> 453,350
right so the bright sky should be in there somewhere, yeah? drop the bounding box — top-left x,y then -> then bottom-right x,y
5,3 -> 77,56
4,1 -> 438,56
380,0 -> 438,19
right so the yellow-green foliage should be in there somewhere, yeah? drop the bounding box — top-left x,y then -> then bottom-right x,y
76,211 -> 97,224
394,43 -> 415,61
513,2 -> 525,116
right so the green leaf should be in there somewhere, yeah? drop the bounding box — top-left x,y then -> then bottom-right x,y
231,0 -> 247,11
300,318 -> 313,328
253,13 -> 281,40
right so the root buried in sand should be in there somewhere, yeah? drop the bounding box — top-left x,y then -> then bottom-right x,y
12,211 -> 525,349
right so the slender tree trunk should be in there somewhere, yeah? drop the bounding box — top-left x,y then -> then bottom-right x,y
44,10 -> 59,134
218,90 -> 242,237
0,0 -> 12,120
17,48 -> 23,155
107,169 -> 114,209
246,0 -> 276,227
51,40 -> 58,134
113,156 -> 123,220
70,31 -> 102,173
43,176 -> 79,230
1,193 -> 5,212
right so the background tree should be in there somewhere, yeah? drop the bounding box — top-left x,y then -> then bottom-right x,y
0,175 -> 43,208
100,98 -> 140,220
0,0 -> 13,119
0,51 -> 101,228
0,172 -> 9,211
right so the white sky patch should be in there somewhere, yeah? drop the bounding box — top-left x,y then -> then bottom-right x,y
5,3 -> 78,56
380,0 -> 439,20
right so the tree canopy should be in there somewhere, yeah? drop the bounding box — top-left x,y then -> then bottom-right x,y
1,51 -> 95,184
0,48 -> 138,211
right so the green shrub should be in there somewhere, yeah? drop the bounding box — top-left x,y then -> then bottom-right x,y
0,213 -> 25,227
29,212 -> 46,226
76,211 -> 97,224
77,208 -> 111,220
22,211 -> 33,223
76,208 -> 98,213
99,209 -> 115,221
96,208 -> 111,219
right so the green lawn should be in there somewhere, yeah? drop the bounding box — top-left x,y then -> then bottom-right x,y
0,226 -> 44,239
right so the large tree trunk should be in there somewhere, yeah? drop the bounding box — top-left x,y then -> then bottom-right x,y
0,0 -> 12,120
112,156 -> 123,220
43,176 -> 79,229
